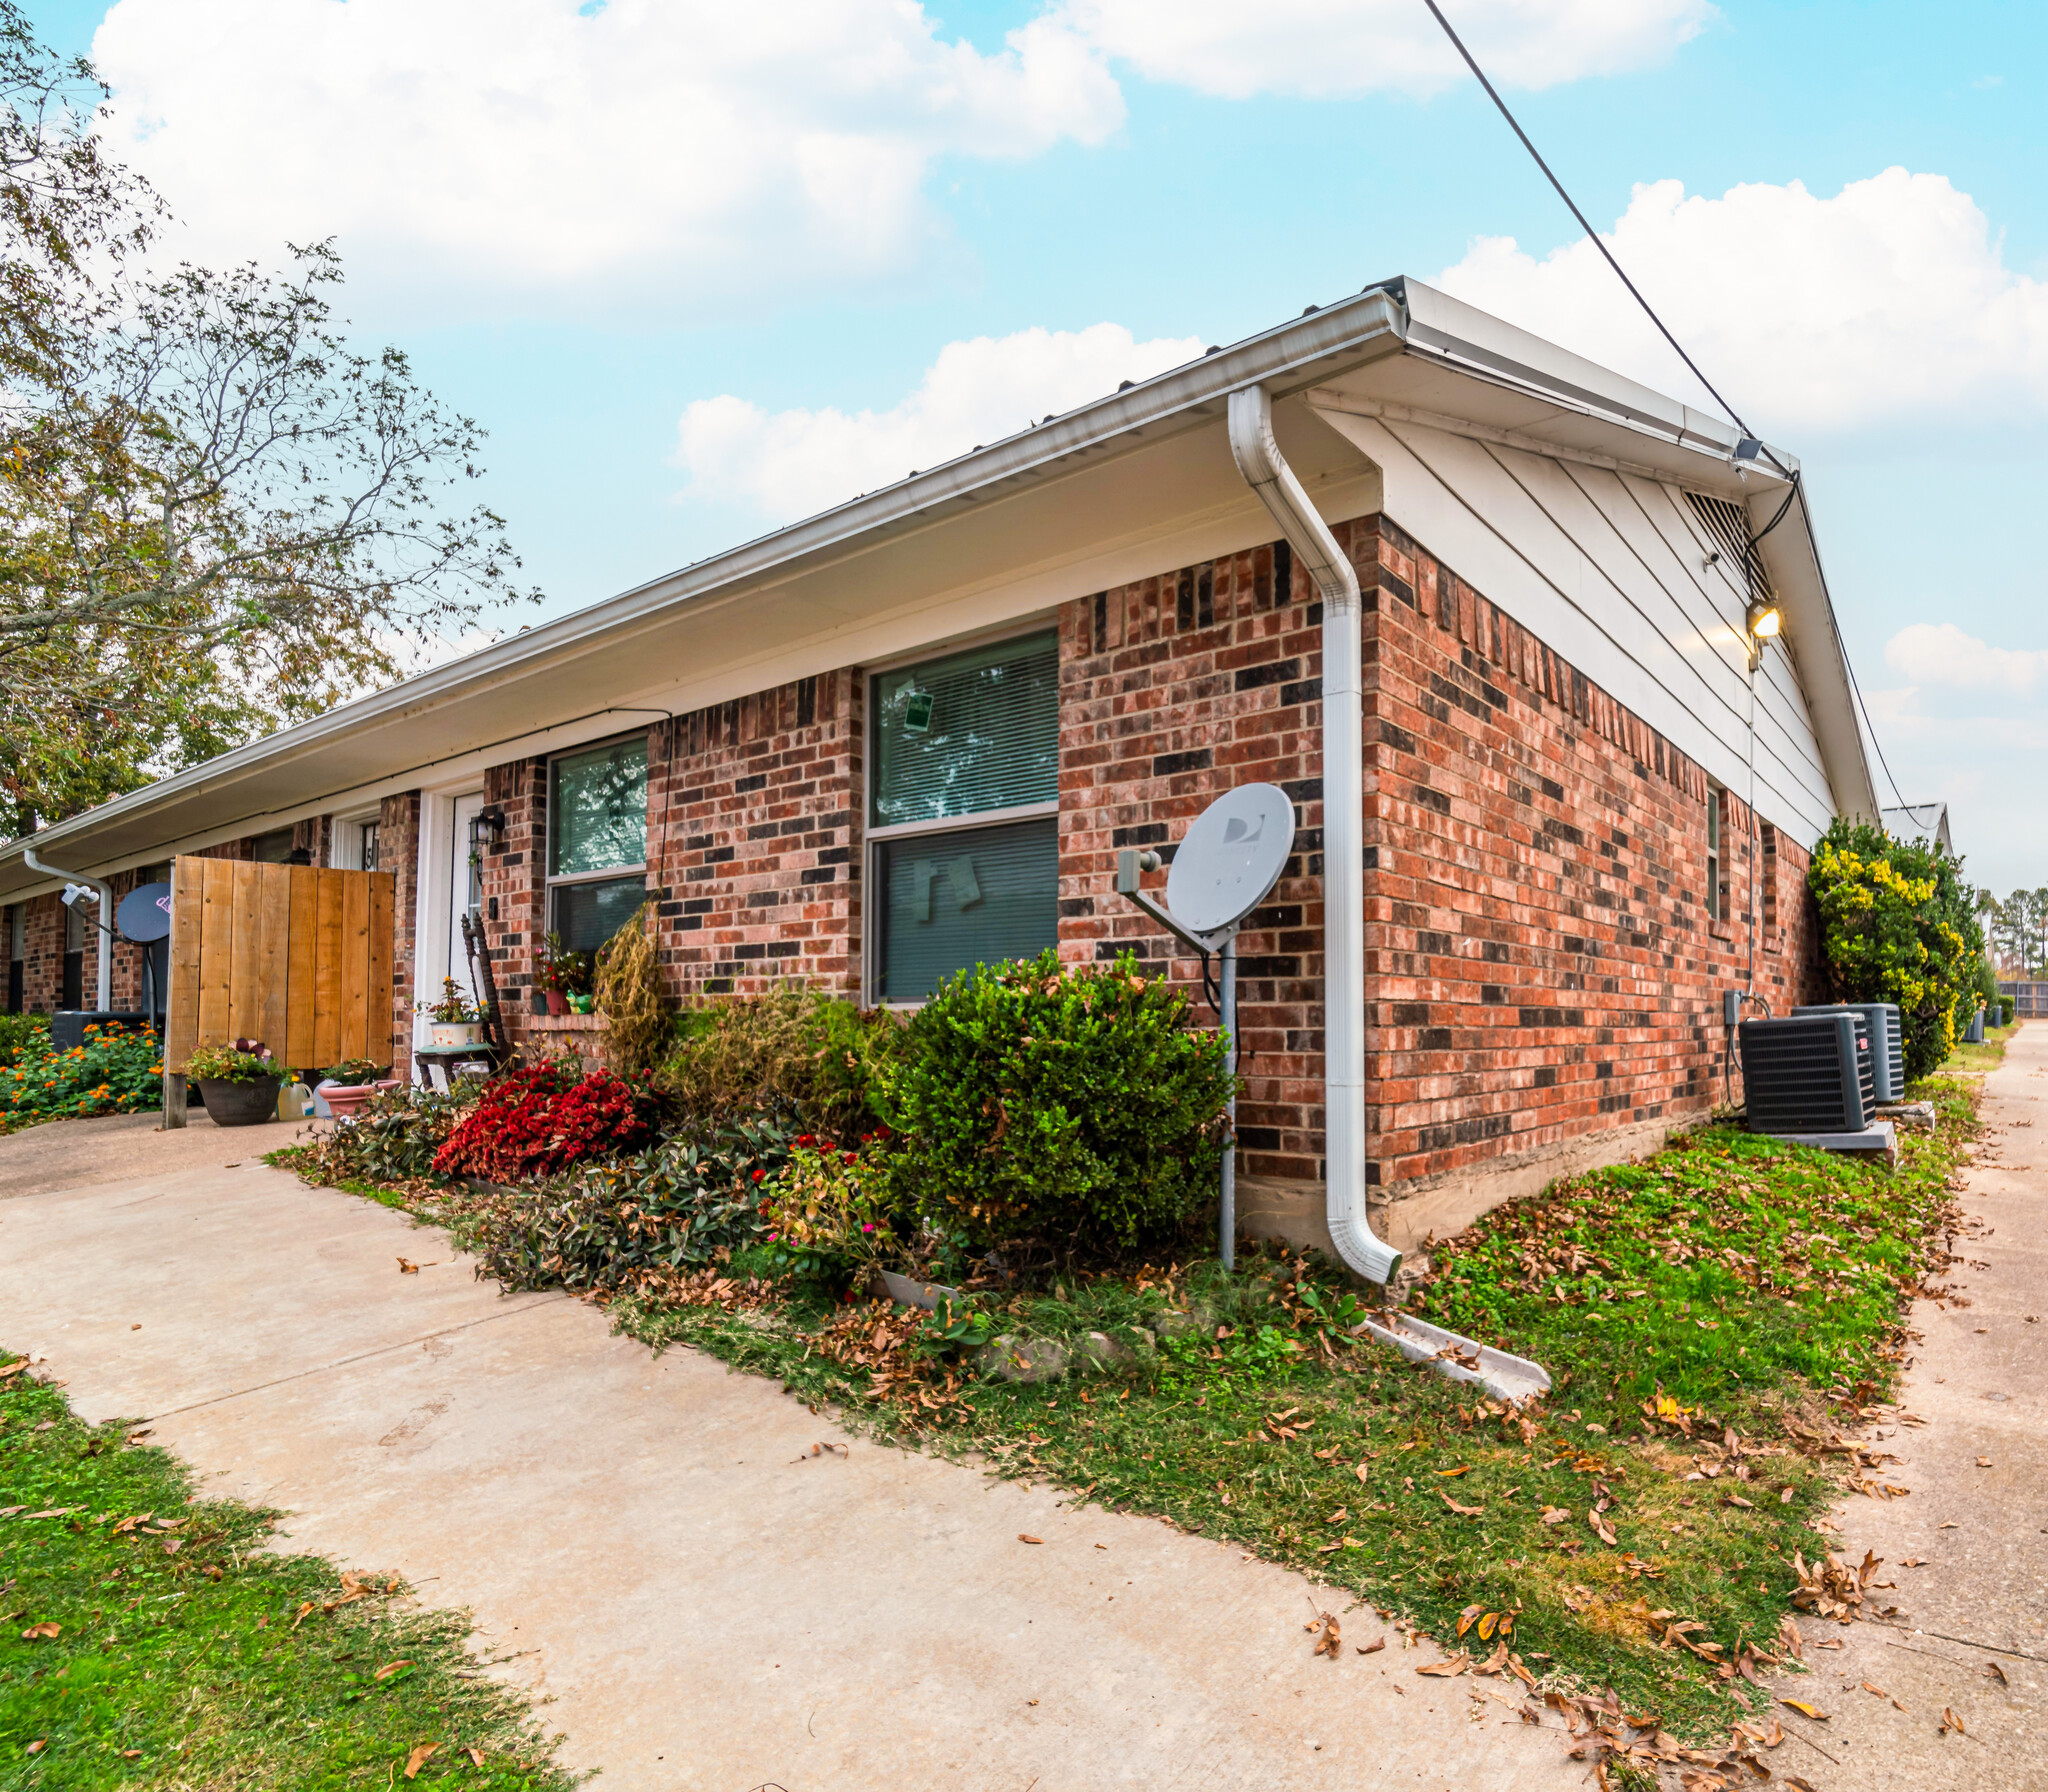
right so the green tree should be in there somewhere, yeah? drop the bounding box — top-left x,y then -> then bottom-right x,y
1806,819 -> 1987,1082
0,5 -> 533,837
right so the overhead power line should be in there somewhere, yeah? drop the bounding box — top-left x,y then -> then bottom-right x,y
1417,0 -> 1907,810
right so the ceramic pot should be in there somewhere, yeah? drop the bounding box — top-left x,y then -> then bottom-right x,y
428,1020 -> 481,1047
197,1074 -> 282,1127
545,990 -> 568,1016
322,1083 -> 377,1119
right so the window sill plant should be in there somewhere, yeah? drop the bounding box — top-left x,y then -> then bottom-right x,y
186,1039 -> 283,1128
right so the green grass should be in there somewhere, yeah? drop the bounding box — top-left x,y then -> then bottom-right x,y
284,1079 -> 1980,1742
0,1366 -> 571,1789
1938,1018 -> 2019,1076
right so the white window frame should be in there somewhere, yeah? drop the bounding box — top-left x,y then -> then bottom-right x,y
860,626 -> 1061,1007
337,812 -> 382,872
1706,784 -> 1726,925
545,730 -> 650,948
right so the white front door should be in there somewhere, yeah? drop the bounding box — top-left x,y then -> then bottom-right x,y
446,792 -> 485,1010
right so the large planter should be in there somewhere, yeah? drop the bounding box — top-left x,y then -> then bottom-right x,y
428,1020 -> 482,1047
323,1078 -> 404,1120
197,1074 -> 283,1127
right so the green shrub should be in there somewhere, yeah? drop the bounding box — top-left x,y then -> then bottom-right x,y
0,1020 -> 161,1131
1806,819 -> 1986,1082
659,987 -> 899,1137
472,1118 -> 796,1293
310,1082 -> 477,1184
0,1010 -> 50,1066
876,949 -> 1232,1257
762,1133 -> 900,1271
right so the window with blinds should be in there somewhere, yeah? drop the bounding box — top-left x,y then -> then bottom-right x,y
869,630 -> 1061,1000
549,737 -> 649,953
871,630 -> 1059,827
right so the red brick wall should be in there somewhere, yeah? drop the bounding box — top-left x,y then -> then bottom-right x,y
14,893 -> 62,1012
1056,534 -> 1334,1184
1362,515 -> 1824,1188
480,755 -> 550,1037
651,673 -> 862,999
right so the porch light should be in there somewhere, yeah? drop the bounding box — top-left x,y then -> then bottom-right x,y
1746,597 -> 1782,641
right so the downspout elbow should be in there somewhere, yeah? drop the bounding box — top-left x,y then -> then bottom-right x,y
1226,386 -> 1401,1286
24,848 -> 116,1013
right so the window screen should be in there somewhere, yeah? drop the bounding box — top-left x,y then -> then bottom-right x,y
872,631 -> 1059,827
553,875 -> 647,955
875,818 -> 1059,1001
552,739 -> 648,876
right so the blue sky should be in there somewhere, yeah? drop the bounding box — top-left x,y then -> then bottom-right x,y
30,0 -> 2048,894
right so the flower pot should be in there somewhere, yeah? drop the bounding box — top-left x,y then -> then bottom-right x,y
545,990 -> 568,1016
428,1020 -> 481,1047
322,1083 -> 377,1119
530,988 -> 550,1015
197,1074 -> 283,1127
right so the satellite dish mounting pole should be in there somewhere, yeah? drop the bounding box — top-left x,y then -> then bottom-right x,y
1218,932 -> 1237,1272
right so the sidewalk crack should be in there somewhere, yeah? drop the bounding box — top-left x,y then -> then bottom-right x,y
143,1293 -> 572,1421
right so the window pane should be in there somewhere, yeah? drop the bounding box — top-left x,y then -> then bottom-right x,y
871,630 -> 1059,827
553,875 -> 646,954
876,818 -> 1058,1001
552,740 -> 648,875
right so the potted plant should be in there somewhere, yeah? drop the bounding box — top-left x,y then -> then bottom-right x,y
314,1057 -> 398,1118
538,934 -> 570,1017
188,1038 -> 284,1127
420,977 -> 482,1046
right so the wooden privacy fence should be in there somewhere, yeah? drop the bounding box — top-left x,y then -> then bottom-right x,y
164,857 -> 396,1076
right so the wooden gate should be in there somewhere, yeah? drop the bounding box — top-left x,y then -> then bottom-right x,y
163,857 -> 396,1076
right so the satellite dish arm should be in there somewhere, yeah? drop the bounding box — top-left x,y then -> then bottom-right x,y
24,848 -> 115,1013
1227,385 -> 1401,1285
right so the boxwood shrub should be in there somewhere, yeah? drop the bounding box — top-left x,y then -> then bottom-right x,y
877,949 -> 1232,1256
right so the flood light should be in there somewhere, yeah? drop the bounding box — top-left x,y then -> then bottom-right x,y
1746,598 -> 1783,640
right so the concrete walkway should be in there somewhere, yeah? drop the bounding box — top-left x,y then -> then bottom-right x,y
1765,1020 -> 2048,1786
1,1113 -> 1580,1792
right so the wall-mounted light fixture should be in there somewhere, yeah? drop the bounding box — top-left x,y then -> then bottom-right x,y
1745,596 -> 1783,642
472,807 -> 509,851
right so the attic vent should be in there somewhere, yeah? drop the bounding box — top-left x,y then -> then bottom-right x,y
1684,490 -> 1777,607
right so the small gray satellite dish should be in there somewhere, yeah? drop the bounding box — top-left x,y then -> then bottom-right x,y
1165,782 -> 1296,936
117,881 -> 173,944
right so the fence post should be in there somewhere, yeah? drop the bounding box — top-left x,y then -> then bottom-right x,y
162,1071 -> 187,1130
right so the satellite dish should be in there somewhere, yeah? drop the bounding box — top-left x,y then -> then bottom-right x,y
117,881 -> 173,944
1166,782 -> 1296,935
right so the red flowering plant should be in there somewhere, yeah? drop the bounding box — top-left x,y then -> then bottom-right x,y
432,1059 -> 654,1183
761,1127 -> 904,1272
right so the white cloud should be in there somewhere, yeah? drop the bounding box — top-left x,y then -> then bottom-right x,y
89,0 -> 1122,315
1885,622 -> 2048,697
1434,168 -> 2048,434
1057,0 -> 1715,100
675,322 -> 1204,522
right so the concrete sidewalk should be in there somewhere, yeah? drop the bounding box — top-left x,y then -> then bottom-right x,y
1,1113 -> 1579,1792
1764,1020 -> 2048,1785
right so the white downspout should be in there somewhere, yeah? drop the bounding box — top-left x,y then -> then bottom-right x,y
24,848 -> 115,1012
1227,386 -> 1402,1285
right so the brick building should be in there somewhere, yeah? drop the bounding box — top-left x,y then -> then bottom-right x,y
0,279 -> 1873,1264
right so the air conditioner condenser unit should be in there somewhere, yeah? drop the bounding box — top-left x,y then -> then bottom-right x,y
1792,1002 -> 1904,1103
1739,1013 -> 1892,1159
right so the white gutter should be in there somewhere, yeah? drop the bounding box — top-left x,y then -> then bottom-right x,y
1226,386 -> 1401,1285
24,849 -> 113,1011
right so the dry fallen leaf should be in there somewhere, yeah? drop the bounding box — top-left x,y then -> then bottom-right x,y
397,1258 -> 419,1274
1939,1707 -> 1965,1736
1984,1661 -> 2009,1686
1417,1651 -> 1472,1678
1780,1699 -> 1830,1721
374,1660 -> 413,1681
1312,1612 -> 1342,1659
404,1742 -> 439,1778
1589,1508 -> 1618,1546
1017,1534 -> 1043,1545
20,1622 -> 60,1640
466,1748 -> 486,1768
1357,1638 -> 1386,1655
1442,1490 -> 1484,1518
1540,1506 -> 1572,1526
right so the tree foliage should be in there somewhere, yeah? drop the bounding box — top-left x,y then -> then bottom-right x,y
0,3 -> 534,837
1805,819 -> 1987,1082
